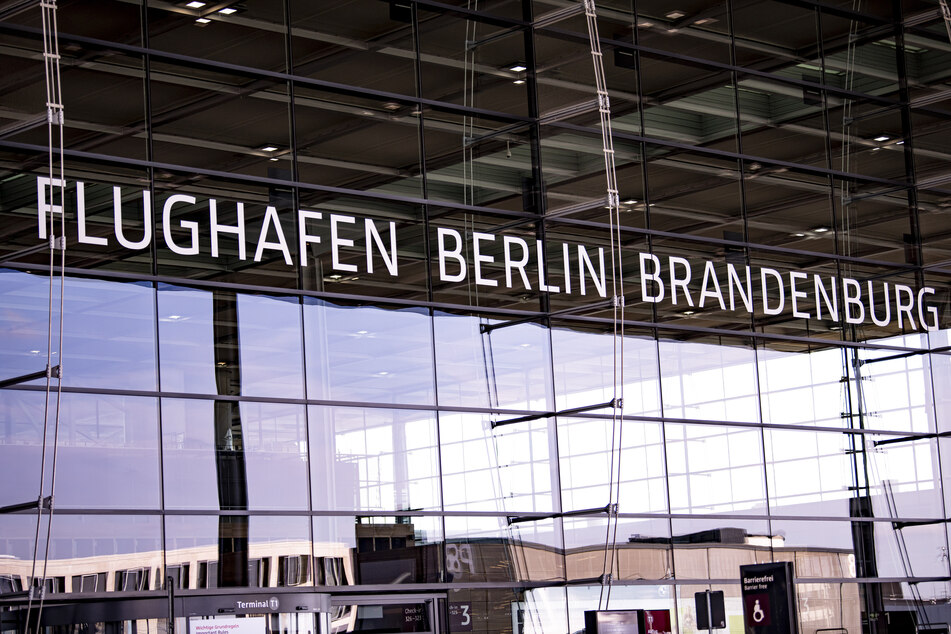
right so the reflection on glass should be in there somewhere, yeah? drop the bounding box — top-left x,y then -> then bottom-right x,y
165,515 -> 312,589
444,517 -> 563,583
764,429 -> 942,518
0,514 -> 161,593
558,418 -> 667,514
159,286 -> 304,398
434,312 -> 553,411
309,406 -> 440,512
658,338 -> 759,423
440,412 -> 554,513
563,517 -> 671,582
0,270 -> 156,390
304,300 -> 434,405
666,424 -> 767,514
162,399 -> 309,510
0,391 -> 159,509
551,326 -> 661,416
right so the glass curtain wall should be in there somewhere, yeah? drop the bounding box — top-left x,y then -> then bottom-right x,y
1,1 -> 951,633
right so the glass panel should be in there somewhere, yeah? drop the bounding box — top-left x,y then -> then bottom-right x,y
147,2 -> 288,71
434,311 -> 552,411
440,411 -> 555,513
564,516 -> 671,582
290,1 -> 416,94
159,286 -> 304,398
0,271 -> 156,391
162,399 -> 309,510
0,391 -> 159,510
304,300 -> 434,405
443,516 -> 563,583
666,424 -> 767,515
558,417 -> 667,514
308,406 -> 441,512
764,429 -> 942,519
551,324 -> 661,416
165,515 -> 313,589
658,335 -> 760,423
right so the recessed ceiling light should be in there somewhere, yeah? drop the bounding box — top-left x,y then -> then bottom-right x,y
693,17 -> 716,25
873,135 -> 890,142
508,64 -> 527,72
195,17 -> 211,24
513,79 -> 525,85
896,140 -> 905,145
218,7 -> 237,14
682,310 -> 695,316
637,20 -> 654,27
269,157 -> 279,161
383,102 -> 401,111
665,10 -> 686,19
328,274 -> 342,280
792,232 -> 806,238
258,145 -> 278,152
871,147 -> 881,152
813,226 -> 830,233
185,1 -> 206,7
623,198 -> 638,205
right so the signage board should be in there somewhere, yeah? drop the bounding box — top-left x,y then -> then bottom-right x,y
190,616 -> 266,634
643,609 -> 672,634
739,562 -> 799,634
584,610 -> 642,634
695,591 -> 726,630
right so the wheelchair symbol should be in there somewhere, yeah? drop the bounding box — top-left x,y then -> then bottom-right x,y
752,600 -> 766,623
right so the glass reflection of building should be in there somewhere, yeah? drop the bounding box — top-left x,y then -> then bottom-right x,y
1,1 -> 951,633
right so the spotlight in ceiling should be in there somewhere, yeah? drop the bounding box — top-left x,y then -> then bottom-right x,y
508,64 -> 527,72
665,10 -> 686,19
194,17 -> 211,24
813,226 -> 830,233
513,79 -> 525,85
185,0 -> 206,7
218,7 -> 238,14
873,134 -> 890,142
258,145 -> 279,152
693,17 -> 717,25
383,102 -> 401,111
622,199 -> 638,205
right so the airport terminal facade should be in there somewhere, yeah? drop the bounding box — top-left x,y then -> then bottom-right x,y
2,0 -> 951,633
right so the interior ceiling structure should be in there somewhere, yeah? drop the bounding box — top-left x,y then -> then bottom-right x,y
1,0 -> 951,343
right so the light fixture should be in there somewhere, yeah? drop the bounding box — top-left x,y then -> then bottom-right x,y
269,157 -> 279,161
185,0 -> 206,7
873,135 -> 890,142
258,145 -> 278,152
871,147 -> 881,152
383,102 -> 401,111
218,6 -> 238,14
682,310 -> 695,316
623,198 -> 638,205
665,10 -> 686,19
637,19 -> 654,27
508,64 -> 527,72
693,17 -> 716,25
813,226 -> 830,233
216,361 -> 227,367
195,17 -> 211,24
328,274 -> 342,280
513,79 -> 525,85
792,232 -> 806,238
896,140 -> 905,145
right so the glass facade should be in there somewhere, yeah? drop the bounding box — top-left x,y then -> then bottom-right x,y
1,1 -> 951,633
